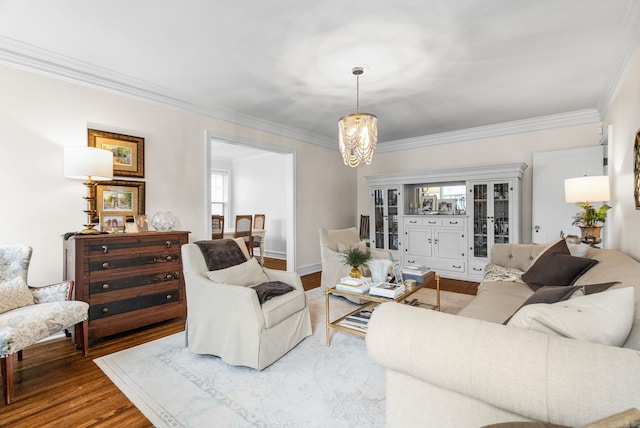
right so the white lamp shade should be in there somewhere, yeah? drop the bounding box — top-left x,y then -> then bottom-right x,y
64,146 -> 113,181
564,175 -> 610,203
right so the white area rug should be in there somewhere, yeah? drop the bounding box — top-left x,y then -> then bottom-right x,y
95,287 -> 474,427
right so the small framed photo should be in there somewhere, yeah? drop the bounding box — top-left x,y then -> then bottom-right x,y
420,195 -> 437,213
88,128 -> 144,178
437,199 -> 456,214
100,214 -> 125,233
391,261 -> 403,284
95,180 -> 145,224
135,214 -> 149,232
124,216 -> 138,233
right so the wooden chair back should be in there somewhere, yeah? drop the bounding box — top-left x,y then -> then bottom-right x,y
359,215 -> 370,240
211,215 -> 224,239
234,215 -> 253,255
253,214 -> 265,230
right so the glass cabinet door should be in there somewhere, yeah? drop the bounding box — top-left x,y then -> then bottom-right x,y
493,182 -> 510,244
387,188 -> 399,251
473,184 -> 488,258
373,188 -> 385,250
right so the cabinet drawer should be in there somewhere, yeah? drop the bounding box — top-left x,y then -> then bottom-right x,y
90,289 -> 180,320
423,218 -> 442,227
88,236 -> 183,256
89,270 -> 181,294
469,262 -> 486,276
430,259 -> 466,273
89,252 -> 181,272
404,256 -> 429,267
442,218 -> 465,228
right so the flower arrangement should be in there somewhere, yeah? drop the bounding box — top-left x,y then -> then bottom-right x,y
571,202 -> 611,228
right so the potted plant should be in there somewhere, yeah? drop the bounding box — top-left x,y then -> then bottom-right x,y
340,247 -> 371,279
571,202 -> 611,243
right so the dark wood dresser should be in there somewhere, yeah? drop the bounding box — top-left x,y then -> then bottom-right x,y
63,231 -> 189,342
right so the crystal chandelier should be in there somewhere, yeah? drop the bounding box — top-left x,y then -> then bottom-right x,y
338,67 -> 377,167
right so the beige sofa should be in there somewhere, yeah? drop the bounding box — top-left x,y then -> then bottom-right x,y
367,244 -> 640,427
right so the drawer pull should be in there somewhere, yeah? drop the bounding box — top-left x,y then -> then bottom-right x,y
473,267 -> 483,271
166,241 -> 172,248
102,245 -> 109,254
166,255 -> 173,261
102,262 -> 111,269
409,220 -> 418,224
101,307 -> 109,313
102,283 -> 110,289
166,274 -> 173,280
428,221 -> 437,224
449,221 -> 459,225
453,265 -> 462,269
166,294 -> 173,300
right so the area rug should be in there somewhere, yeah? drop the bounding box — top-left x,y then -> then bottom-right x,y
95,287 -> 474,427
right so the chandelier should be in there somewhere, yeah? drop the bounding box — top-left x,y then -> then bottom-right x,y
338,67 -> 377,167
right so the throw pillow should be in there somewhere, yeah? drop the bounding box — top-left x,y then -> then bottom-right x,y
337,240 -> 367,254
507,287 -> 635,347
570,281 -> 620,298
195,239 -> 247,271
503,285 -> 581,325
483,263 -> 526,283
530,237 -> 570,264
0,277 -> 34,314
252,281 -> 295,304
521,253 -> 598,291
206,258 -> 269,287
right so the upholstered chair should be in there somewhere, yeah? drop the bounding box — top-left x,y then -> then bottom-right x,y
0,244 -> 89,404
181,238 -> 312,370
319,227 -> 394,303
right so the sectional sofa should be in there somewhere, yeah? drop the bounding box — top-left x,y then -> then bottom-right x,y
367,241 -> 640,427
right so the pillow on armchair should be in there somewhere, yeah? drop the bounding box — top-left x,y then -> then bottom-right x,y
337,240 -> 368,253
0,277 -> 34,314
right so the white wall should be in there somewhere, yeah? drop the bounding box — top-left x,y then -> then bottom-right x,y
231,152 -> 287,258
603,48 -> 640,260
0,64 -> 354,284
356,124 -> 602,244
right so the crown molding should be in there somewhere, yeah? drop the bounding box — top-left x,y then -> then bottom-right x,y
0,36 -> 336,150
377,109 -> 602,153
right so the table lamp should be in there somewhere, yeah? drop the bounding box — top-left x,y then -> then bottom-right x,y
64,146 -> 113,234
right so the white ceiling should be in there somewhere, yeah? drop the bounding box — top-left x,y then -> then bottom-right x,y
1,0 -> 638,149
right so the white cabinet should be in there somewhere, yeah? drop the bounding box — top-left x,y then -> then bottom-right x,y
403,217 -> 467,279
467,179 -> 521,279
370,186 -> 401,259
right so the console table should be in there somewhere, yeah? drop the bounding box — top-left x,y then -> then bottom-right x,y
63,231 -> 189,342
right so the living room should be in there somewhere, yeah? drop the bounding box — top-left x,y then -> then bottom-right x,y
2,1 -> 640,426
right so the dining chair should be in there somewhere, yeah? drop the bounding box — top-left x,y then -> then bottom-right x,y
211,215 -> 224,239
234,215 -> 253,255
252,214 -> 265,259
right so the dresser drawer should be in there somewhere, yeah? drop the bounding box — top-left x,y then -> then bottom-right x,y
89,270 -> 181,294
90,289 -> 181,320
87,236 -> 183,256
89,252 -> 181,272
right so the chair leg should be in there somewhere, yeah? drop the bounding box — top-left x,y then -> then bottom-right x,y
1,355 -> 14,405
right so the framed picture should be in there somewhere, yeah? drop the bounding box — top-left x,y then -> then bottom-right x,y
100,214 -> 125,233
420,195 -> 437,213
437,199 -> 456,214
135,214 -> 149,232
95,180 -> 145,225
88,128 -> 145,178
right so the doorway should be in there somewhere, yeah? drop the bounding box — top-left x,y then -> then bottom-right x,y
205,130 -> 296,271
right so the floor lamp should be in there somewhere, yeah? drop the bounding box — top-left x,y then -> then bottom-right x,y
64,146 -> 113,234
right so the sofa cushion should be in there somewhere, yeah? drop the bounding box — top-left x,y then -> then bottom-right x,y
503,286 -> 581,324
458,281 -> 533,324
206,258 -> 269,287
252,281 -> 294,304
0,277 -> 34,314
522,253 -> 598,291
507,287 -> 634,347
260,289 -> 306,328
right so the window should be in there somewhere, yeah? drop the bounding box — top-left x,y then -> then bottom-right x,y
211,170 -> 229,219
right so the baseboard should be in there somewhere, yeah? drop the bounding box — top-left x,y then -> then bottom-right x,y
297,262 -> 321,276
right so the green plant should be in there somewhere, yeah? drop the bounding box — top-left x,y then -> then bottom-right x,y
340,247 -> 371,268
571,202 -> 611,228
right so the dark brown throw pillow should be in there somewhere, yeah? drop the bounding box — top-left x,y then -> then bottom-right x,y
522,253 -> 598,291
503,285 -> 581,325
583,281 -> 620,295
195,239 -> 247,271
253,281 -> 295,304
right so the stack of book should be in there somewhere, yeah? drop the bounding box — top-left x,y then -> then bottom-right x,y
338,310 -> 372,332
402,265 -> 430,276
335,277 -> 372,294
369,282 -> 406,298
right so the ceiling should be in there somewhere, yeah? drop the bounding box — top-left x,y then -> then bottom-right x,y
1,0 -> 638,150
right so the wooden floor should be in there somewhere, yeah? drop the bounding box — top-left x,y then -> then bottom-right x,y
1,257 -> 474,425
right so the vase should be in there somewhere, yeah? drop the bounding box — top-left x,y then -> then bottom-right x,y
368,258 -> 393,283
349,267 -> 361,279
151,211 -> 177,231
579,226 -> 602,246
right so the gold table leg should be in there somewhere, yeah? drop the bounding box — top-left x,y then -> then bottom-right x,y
325,288 -> 331,346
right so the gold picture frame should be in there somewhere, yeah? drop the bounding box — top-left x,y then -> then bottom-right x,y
95,180 -> 145,226
88,128 -> 145,178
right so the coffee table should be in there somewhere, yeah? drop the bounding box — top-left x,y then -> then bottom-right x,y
325,271 -> 439,346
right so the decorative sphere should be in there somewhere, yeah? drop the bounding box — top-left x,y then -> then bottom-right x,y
151,211 -> 177,231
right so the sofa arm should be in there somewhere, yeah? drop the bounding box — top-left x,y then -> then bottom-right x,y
29,280 -> 74,303
366,303 -> 640,427
263,268 -> 304,292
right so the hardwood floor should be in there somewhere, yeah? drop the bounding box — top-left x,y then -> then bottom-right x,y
1,257 -> 474,425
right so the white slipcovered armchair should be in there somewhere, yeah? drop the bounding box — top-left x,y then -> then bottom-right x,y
0,244 -> 89,404
319,227 -> 393,292
181,238 -> 312,370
